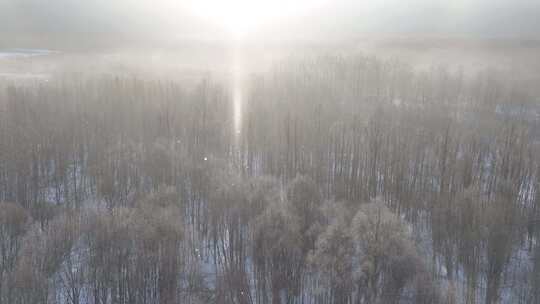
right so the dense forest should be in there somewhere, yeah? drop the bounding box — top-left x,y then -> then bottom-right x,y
0,55 -> 539,304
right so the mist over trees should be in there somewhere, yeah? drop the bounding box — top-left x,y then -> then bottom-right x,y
0,54 -> 539,303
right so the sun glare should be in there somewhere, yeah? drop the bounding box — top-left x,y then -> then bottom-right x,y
187,0 -> 328,38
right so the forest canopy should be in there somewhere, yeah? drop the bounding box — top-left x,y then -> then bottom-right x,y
0,53 -> 539,304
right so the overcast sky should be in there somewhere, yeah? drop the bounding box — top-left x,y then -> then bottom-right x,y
1,0 -> 539,46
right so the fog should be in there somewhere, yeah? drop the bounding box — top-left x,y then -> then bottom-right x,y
1,0 -> 540,46
1,1 -> 540,304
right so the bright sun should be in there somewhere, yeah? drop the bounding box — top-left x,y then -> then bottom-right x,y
187,0 -> 328,38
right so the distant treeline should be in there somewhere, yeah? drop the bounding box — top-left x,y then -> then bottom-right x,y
0,55 -> 539,304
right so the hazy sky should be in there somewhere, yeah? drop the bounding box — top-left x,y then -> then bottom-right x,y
1,0 -> 539,46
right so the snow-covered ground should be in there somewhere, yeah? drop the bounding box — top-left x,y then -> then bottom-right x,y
0,48 -> 56,81
0,48 -> 55,59
0,72 -> 49,80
